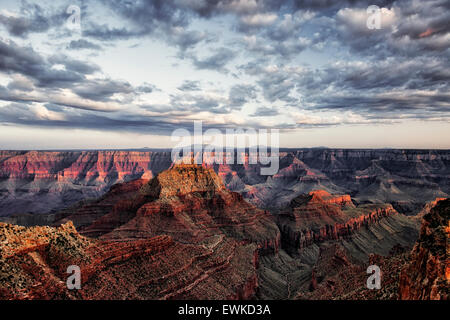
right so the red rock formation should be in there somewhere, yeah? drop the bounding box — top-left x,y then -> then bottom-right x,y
0,151 -> 173,216
277,190 -> 398,252
297,246 -> 410,300
0,221 -> 260,300
399,198 -> 449,300
416,197 -> 447,219
1,149 -> 449,217
0,163 -> 280,300
56,163 -> 281,254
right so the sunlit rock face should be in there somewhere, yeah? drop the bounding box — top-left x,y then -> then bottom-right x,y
0,164 -> 280,300
0,151 -> 173,217
0,150 -> 448,300
1,164 -> 444,300
276,189 -> 417,254
55,163 -> 281,253
399,199 -> 449,300
0,149 -> 449,218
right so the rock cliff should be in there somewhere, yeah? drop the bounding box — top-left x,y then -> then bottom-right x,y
398,199 -> 449,300
0,163 -> 280,299
276,190 -> 413,254
1,149 -> 448,217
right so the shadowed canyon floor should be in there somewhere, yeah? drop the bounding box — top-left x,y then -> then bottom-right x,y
2,163 -> 446,300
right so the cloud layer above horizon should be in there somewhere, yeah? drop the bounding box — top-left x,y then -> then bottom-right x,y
0,0 -> 448,148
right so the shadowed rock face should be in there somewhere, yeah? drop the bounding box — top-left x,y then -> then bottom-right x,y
276,190 -> 417,256
0,164 -> 280,300
1,149 -> 449,217
0,161 -> 444,300
56,163 -> 281,253
290,198 -> 448,301
399,199 -> 449,300
0,151 -> 173,217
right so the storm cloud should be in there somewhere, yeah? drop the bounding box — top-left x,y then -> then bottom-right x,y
0,0 -> 448,136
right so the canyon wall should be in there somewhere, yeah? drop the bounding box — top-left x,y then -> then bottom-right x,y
399,199 -> 449,300
0,163 -> 280,300
1,162 -> 443,300
1,149 -> 449,217
276,190 -> 420,261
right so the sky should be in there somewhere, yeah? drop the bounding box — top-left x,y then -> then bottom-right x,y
0,0 -> 448,149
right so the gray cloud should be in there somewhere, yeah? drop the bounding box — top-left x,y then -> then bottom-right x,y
190,48 -> 236,71
0,102 -> 183,134
0,39 -> 95,87
67,39 -> 102,50
229,84 -> 257,107
251,106 -> 279,117
0,0 -> 449,135
177,80 -> 201,91
71,79 -> 133,101
0,39 -> 156,112
0,101 -> 283,135
0,1 -> 66,38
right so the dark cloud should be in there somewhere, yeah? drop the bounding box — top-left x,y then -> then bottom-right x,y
178,0 -> 285,18
0,102 -> 184,134
312,92 -> 450,118
239,62 -> 299,103
137,83 -> 157,93
48,54 -> 99,75
67,39 -> 102,50
0,39 -> 95,87
0,1 -> 66,38
294,58 -> 450,118
331,0 -> 450,58
228,84 -> 257,107
168,29 -> 208,50
251,106 -> 279,117
190,48 -> 236,71
168,92 -> 227,113
82,24 -> 143,41
298,58 -> 449,94
291,0 -> 397,11
0,39 -> 155,111
71,79 -> 133,101
0,101 -> 280,135
0,0 -> 449,134
243,35 -> 311,60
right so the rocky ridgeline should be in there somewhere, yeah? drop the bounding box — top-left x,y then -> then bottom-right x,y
0,221 -> 84,259
141,163 -> 226,198
399,199 -> 449,300
297,245 -> 411,300
0,162 -> 446,300
277,190 -> 399,252
0,221 -> 259,299
0,221 -> 93,299
297,198 -> 449,300
0,163 -> 280,299
1,149 -> 449,217
55,163 -> 281,254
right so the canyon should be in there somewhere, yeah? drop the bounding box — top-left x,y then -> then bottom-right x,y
0,163 -> 280,299
0,149 -> 449,219
2,160 -> 446,300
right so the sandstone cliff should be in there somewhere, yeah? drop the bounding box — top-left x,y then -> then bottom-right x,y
0,163 -> 281,300
399,199 -> 449,300
1,149 -> 448,217
276,190 -> 416,256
